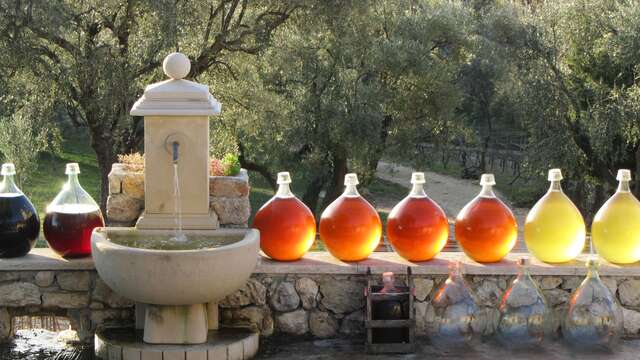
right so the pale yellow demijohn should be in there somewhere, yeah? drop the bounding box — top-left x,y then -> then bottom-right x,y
525,169 -> 586,263
592,169 -> 640,264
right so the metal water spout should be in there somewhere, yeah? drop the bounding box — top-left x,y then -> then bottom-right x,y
171,141 -> 179,164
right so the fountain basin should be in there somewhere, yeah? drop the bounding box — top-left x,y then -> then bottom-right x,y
92,227 -> 259,305
91,227 -> 259,344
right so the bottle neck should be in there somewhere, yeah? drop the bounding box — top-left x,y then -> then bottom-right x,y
0,174 -> 21,195
548,180 -> 563,192
479,185 -> 495,197
67,174 -> 81,188
344,184 -> 360,197
617,180 -> 631,193
409,183 -> 426,197
276,183 -> 294,198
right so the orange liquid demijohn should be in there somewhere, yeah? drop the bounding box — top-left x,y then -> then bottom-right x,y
320,173 -> 381,262
455,174 -> 517,263
387,172 -> 448,261
253,197 -> 316,261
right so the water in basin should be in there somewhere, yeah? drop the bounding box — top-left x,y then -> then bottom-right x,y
107,232 -> 245,250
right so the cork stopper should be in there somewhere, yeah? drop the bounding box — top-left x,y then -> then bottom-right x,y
277,172 -> 292,185
617,169 -> 632,182
548,168 -> 563,182
411,172 -> 426,185
1,163 -> 15,176
65,163 -> 81,175
480,173 -> 496,186
344,173 -> 359,186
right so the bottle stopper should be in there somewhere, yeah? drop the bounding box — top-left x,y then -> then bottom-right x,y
548,168 -> 563,181
411,172 -> 426,184
517,256 -> 531,266
617,169 -> 632,182
1,163 -> 15,176
277,172 -> 292,185
65,163 -> 81,175
480,173 -> 496,186
344,173 -> 359,186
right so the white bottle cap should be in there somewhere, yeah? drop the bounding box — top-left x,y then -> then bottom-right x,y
344,173 -> 359,186
65,163 -> 81,175
617,169 -> 632,182
1,163 -> 15,176
411,172 -> 426,185
480,173 -> 496,186
548,168 -> 563,181
277,171 -> 292,185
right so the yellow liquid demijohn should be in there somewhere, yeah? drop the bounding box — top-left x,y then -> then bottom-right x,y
525,169 -> 585,263
592,170 -> 640,264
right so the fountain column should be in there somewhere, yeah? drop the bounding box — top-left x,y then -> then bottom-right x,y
131,52 -> 220,230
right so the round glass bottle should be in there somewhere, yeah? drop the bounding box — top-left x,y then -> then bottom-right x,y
0,163 -> 39,257
592,169 -> 640,264
44,163 -> 105,258
525,169 -> 586,263
319,173 -> 381,261
253,172 -> 316,261
563,257 -> 622,350
455,174 -> 517,262
428,261 -> 480,347
496,257 -> 553,349
387,172 -> 448,261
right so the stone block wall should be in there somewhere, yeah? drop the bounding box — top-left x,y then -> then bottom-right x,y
220,273 -> 640,339
106,164 -> 251,227
0,269 -> 134,343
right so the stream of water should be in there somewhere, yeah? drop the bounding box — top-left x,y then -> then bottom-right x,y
171,163 -> 187,242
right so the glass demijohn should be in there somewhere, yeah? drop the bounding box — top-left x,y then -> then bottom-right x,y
525,169 -> 585,263
428,261 -> 480,347
592,169 -> 640,264
455,174 -> 517,262
387,172 -> 448,261
562,257 -> 622,350
0,163 -> 39,257
319,173 -> 381,261
497,257 -> 553,349
44,163 -> 105,258
253,172 -> 316,261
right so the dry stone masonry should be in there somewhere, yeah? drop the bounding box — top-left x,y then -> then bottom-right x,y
1,255 -> 640,345
0,268 -> 134,343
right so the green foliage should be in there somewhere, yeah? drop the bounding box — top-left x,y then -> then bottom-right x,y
222,154 -> 241,176
0,92 -> 61,186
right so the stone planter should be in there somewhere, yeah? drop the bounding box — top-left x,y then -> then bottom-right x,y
106,165 -> 251,227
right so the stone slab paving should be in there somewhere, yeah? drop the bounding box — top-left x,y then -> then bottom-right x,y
258,337 -> 640,360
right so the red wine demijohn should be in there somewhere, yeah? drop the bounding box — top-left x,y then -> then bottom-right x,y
43,163 -> 104,258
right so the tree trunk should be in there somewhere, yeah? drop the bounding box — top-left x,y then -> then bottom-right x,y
302,174 -> 327,216
320,152 -> 348,210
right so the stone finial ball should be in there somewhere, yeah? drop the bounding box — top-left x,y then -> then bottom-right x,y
163,52 -> 191,79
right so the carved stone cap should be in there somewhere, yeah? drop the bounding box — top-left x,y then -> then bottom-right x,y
130,52 -> 221,116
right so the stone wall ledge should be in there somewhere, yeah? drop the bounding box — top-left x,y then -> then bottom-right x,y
3,248 -> 639,276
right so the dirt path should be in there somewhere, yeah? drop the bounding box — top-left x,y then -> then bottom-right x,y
375,161 -> 529,247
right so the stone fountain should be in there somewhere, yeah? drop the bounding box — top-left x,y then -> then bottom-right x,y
91,53 -> 260,359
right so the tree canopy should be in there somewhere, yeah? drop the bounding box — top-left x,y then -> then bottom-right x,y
1,0 -> 639,218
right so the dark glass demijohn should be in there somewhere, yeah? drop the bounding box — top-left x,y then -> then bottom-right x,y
44,163 -> 104,258
0,163 -> 39,257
